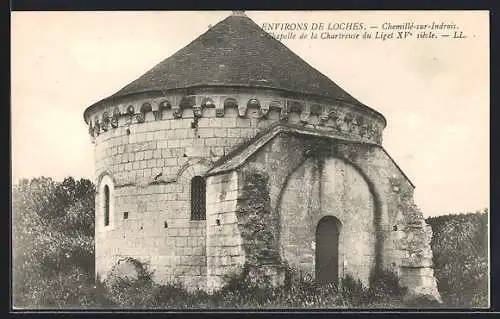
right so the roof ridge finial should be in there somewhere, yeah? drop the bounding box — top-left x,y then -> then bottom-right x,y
232,10 -> 246,16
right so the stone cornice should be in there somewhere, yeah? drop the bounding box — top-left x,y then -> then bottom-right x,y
83,86 -> 387,127
85,89 -> 386,146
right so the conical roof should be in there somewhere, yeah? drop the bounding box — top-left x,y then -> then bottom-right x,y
86,12 -> 379,118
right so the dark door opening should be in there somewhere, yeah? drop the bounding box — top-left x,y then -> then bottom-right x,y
315,216 -> 341,285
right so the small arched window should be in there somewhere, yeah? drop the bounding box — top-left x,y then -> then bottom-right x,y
104,185 -> 110,226
191,176 -> 206,220
99,174 -> 114,229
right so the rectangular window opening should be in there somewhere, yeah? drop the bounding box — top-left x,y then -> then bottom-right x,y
190,176 -> 206,220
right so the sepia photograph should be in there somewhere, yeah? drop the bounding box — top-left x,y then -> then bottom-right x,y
11,10 -> 489,310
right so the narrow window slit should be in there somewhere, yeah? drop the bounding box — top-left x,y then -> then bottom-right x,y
104,185 -> 110,226
190,176 -> 206,220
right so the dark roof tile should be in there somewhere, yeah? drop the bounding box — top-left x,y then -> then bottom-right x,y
104,14 -> 364,105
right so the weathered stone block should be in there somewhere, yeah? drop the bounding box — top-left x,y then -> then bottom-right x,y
214,128 -> 227,137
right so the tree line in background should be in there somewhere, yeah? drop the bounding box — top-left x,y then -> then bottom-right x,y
11,177 -> 489,308
425,210 -> 489,307
12,177 -> 112,307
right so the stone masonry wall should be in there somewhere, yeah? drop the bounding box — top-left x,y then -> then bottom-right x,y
90,86 -> 385,290
92,89 -> 301,290
88,84 -> 438,299
205,171 -> 245,292
279,156 -> 376,286
229,129 -> 440,299
95,179 -> 208,289
205,166 -> 286,291
93,102 -> 259,290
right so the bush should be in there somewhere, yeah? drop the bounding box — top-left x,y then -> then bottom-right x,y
150,283 -> 205,308
426,210 -> 489,308
14,265 -> 114,309
209,263 -> 407,308
104,258 -> 213,309
12,177 -> 98,308
105,258 -> 156,308
368,269 -> 407,302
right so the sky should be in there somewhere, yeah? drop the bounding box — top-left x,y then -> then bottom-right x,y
11,11 -> 489,217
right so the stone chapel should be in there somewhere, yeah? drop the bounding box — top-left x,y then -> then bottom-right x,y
83,11 -> 441,300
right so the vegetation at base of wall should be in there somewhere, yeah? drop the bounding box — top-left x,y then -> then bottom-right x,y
12,177 -> 489,309
426,210 -> 489,308
103,260 -> 409,309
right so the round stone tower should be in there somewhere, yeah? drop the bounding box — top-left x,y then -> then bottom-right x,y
84,12 -> 440,300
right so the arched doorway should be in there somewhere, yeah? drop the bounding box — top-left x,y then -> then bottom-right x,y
315,216 -> 341,285
279,157 -> 376,286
